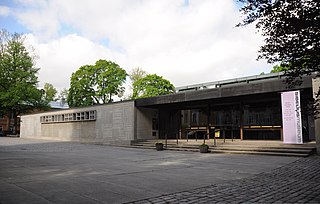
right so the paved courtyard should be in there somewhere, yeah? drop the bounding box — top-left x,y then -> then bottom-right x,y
0,137 -> 319,204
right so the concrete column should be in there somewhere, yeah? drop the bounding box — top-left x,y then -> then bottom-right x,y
312,78 -> 320,154
240,103 -> 244,140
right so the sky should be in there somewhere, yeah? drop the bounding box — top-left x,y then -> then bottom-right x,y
0,0 -> 272,94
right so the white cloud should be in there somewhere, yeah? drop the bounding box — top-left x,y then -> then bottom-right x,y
0,6 -> 10,16
25,34 -> 123,91
14,1 -> 60,41
14,0 -> 270,92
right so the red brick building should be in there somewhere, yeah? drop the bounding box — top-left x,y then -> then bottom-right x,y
0,113 -> 20,136
0,101 -> 68,136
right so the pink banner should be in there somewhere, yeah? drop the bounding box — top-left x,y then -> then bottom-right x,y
281,91 -> 303,144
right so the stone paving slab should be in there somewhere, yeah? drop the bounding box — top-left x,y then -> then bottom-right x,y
127,156 -> 320,204
0,137 -> 318,203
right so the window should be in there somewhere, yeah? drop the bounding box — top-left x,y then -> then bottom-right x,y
40,110 -> 97,124
76,112 -> 81,120
89,111 -> 95,120
243,104 -> 281,126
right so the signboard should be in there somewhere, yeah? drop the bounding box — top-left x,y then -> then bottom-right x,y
281,91 -> 303,144
214,130 -> 220,138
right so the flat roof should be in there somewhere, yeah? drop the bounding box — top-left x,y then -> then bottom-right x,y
175,72 -> 284,92
136,74 -> 313,107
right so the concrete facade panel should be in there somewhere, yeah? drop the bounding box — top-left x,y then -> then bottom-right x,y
312,78 -> 320,154
20,101 -> 135,145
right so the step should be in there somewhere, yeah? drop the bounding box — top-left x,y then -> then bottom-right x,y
212,145 -> 316,150
208,149 -> 310,157
129,139 -> 316,157
131,143 -> 314,153
133,141 -> 315,149
212,147 -> 313,154
193,147 -> 310,154
126,145 -> 310,157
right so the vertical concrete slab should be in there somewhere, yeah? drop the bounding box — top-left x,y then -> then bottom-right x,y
312,78 -> 320,154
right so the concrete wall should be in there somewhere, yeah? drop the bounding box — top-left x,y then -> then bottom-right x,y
20,101 -> 135,145
312,78 -> 320,154
135,107 -> 158,140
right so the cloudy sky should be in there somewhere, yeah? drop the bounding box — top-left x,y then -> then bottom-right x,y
0,0 -> 272,92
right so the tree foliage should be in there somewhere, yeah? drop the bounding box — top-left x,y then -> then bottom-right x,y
238,0 -> 319,86
270,64 -> 288,73
57,88 -> 68,103
128,67 -> 147,99
132,74 -> 175,99
0,29 -> 47,133
129,67 -> 147,84
43,83 -> 57,102
67,59 -> 127,107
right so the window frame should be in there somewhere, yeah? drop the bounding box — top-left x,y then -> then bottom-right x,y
40,110 -> 97,124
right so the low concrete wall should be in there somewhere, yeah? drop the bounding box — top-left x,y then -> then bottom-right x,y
20,101 -> 135,145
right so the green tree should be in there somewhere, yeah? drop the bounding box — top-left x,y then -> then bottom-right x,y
43,83 -> 57,102
132,74 -> 175,99
58,88 -> 68,103
129,67 -> 147,84
238,0 -> 319,86
128,67 -> 147,99
67,59 -> 127,107
270,64 -> 288,73
0,29 -> 47,134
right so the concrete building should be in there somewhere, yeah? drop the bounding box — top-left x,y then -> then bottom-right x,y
20,73 -> 320,151
21,100 -> 158,145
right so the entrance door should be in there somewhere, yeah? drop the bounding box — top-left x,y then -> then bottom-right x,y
159,109 -> 181,139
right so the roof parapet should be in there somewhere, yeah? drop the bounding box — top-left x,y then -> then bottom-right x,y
175,72 -> 284,92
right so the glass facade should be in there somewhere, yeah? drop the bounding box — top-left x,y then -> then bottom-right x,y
180,101 -> 283,140
243,102 -> 281,126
